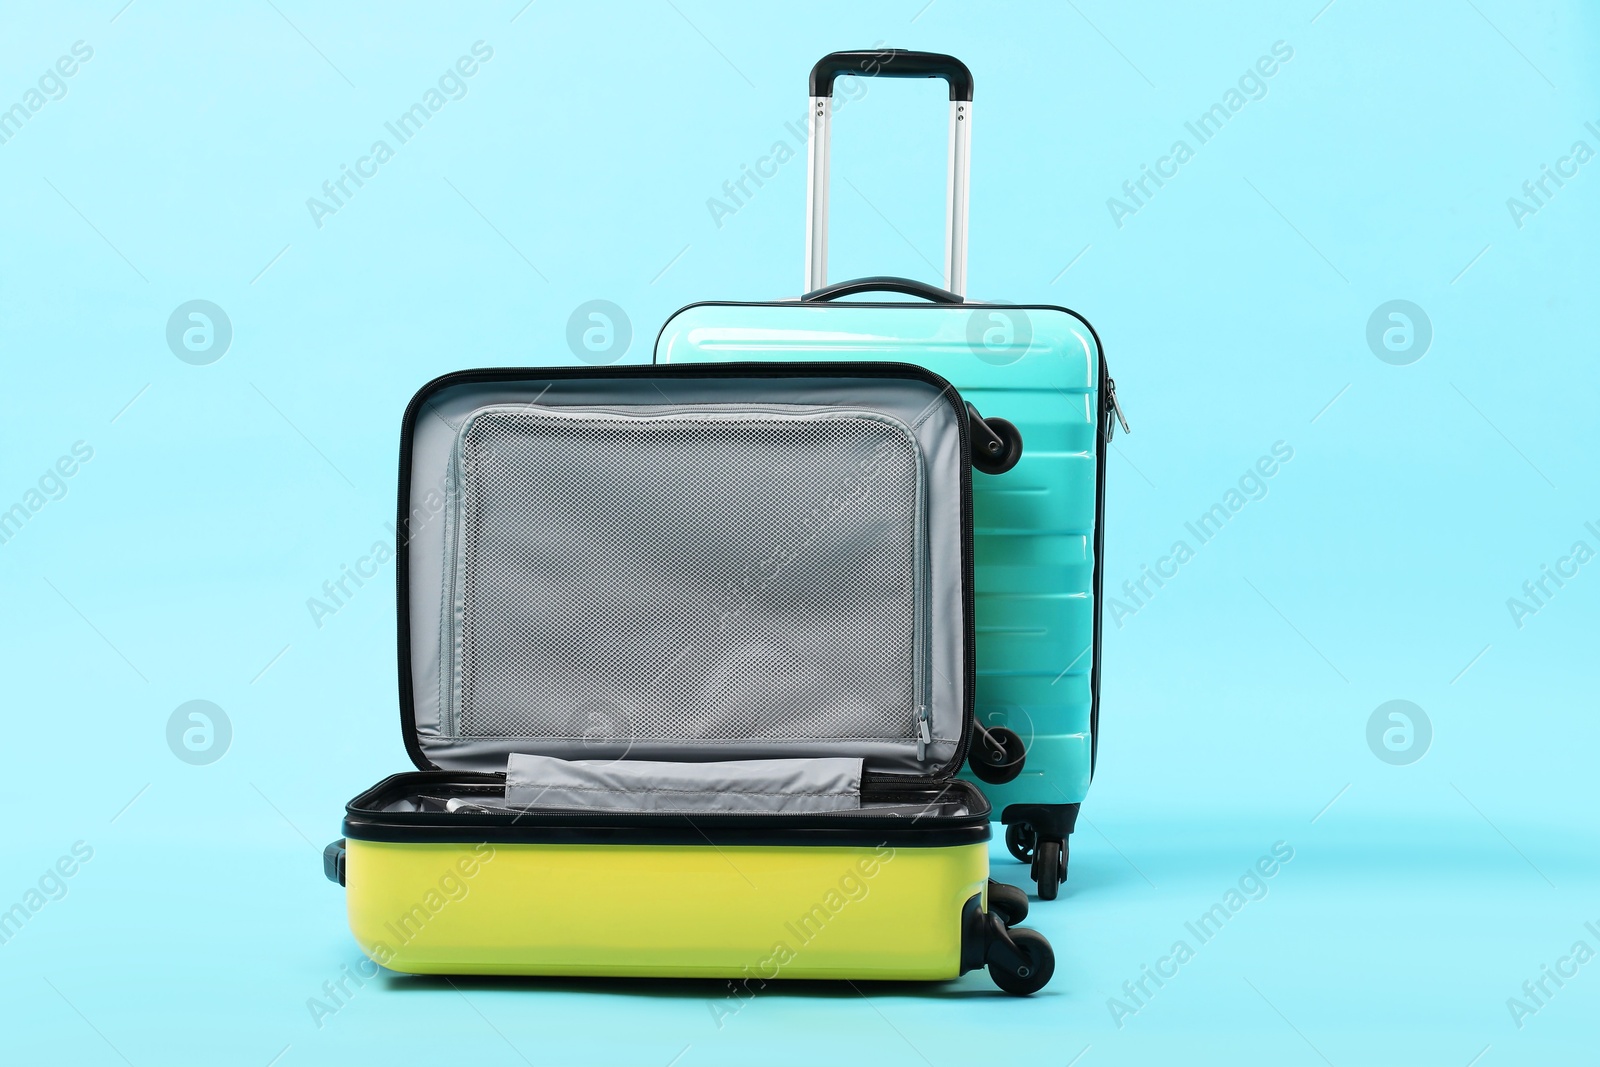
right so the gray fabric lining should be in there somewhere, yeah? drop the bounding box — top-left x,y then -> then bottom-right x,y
449,404 -> 923,745
504,753 -> 863,814
402,374 -> 967,777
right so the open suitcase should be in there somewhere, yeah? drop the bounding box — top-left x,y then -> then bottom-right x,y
323,363 -> 1054,993
655,50 -> 1125,899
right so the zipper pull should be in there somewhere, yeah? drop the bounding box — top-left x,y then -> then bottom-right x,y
915,705 -> 932,761
1105,378 -> 1130,439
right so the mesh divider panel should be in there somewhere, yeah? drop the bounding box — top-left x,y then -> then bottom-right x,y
452,408 -> 923,745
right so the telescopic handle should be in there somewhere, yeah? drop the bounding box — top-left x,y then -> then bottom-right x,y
804,50 -> 973,296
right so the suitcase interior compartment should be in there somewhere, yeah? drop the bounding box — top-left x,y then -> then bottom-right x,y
448,404 -> 926,752
397,367 -> 973,788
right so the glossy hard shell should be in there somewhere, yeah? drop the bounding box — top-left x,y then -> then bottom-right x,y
344,838 -> 986,978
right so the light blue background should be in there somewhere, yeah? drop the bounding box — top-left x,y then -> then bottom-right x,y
1,1 -> 1595,1064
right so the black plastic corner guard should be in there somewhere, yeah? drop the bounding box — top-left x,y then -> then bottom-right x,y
1001,802 -> 1080,841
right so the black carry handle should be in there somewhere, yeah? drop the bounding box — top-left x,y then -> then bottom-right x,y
802,275 -> 963,304
810,49 -> 974,101
323,839 -> 346,886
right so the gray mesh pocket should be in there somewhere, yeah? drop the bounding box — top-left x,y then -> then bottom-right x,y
446,405 -> 926,748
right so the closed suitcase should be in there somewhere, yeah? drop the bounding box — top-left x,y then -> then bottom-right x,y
324,363 -> 1053,993
654,51 -> 1127,899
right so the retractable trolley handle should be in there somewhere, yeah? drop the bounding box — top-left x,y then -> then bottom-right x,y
804,49 -> 973,297
809,50 -> 973,101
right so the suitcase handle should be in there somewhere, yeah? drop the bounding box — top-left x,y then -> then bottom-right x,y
323,839 -> 346,886
810,50 -> 973,102
805,50 -> 973,298
801,275 -> 963,305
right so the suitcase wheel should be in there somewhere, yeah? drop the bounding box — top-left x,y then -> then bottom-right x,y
1032,839 -> 1066,901
969,724 -> 1026,784
988,927 -> 1055,996
1005,821 -> 1036,863
962,894 -> 1055,994
967,408 -> 1023,476
986,879 -> 1030,927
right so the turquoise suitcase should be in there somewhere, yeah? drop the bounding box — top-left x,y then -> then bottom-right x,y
654,51 -> 1126,899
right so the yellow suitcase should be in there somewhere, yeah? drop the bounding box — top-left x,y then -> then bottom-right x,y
324,363 -> 1054,994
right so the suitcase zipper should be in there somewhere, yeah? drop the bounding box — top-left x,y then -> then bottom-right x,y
914,704 -> 932,760
1089,355 -> 1117,779
1105,376 -> 1130,439
913,431 -> 933,761
442,445 -> 464,739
